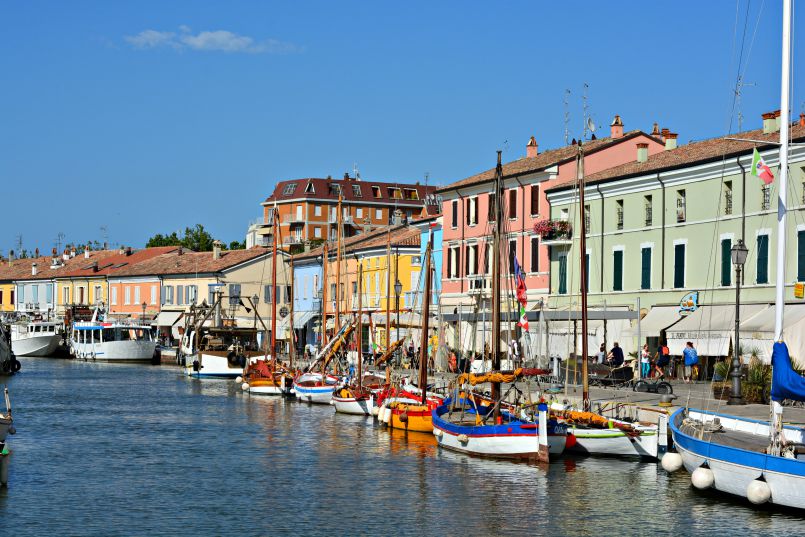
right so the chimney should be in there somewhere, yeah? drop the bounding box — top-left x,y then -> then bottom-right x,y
526,136 -> 539,158
70,246 -> 76,258
84,244 -> 91,258
103,241 -> 108,250
636,142 -> 649,163
762,111 -> 777,134
213,240 -> 222,260
393,209 -> 403,226
125,246 -> 132,256
34,247 -> 39,257
178,246 -> 183,256
31,262 -> 38,276
800,113 -> 805,127
610,115 -> 624,139
344,172 -> 350,181
119,245 -> 125,255
664,132 -> 678,150
92,261 -> 98,272
63,248 -> 70,262
8,250 -> 13,266
651,123 -> 660,137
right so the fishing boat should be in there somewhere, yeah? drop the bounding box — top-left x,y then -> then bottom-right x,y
431,152 -> 565,460
70,319 -> 156,362
667,1 -> 805,509
11,321 -> 61,357
0,324 -> 20,375
0,387 -> 14,486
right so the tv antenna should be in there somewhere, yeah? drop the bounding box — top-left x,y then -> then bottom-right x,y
734,75 -> 755,131
55,232 -> 65,252
563,89 -> 571,145
582,83 -> 591,139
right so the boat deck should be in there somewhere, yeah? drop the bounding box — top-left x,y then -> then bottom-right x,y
679,422 -> 770,453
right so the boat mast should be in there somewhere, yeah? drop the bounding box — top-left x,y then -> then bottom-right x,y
577,143 -> 590,411
491,151 -> 503,421
335,195 -> 343,337
357,260 -> 363,388
321,242 -> 329,348
385,229 -> 391,351
271,211 -> 279,366
289,255 -> 295,369
419,231 -> 434,404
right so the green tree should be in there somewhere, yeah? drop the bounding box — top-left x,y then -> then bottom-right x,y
145,225 -> 217,252
228,240 -> 246,250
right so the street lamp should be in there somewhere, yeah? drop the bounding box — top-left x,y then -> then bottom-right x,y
729,239 -> 749,405
394,279 -> 402,361
141,302 -> 147,323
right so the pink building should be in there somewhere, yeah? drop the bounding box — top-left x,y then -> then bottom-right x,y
435,116 -> 667,324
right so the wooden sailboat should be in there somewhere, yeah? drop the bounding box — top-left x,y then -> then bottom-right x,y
668,0 -> 805,509
432,151 -> 567,460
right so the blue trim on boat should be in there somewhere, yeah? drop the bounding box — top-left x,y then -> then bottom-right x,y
432,400 -> 565,437
670,408 -> 805,477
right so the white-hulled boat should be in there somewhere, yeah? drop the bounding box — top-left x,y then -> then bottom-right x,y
70,321 -> 156,362
182,327 -> 265,379
294,372 -> 339,404
566,419 -> 660,458
11,322 -> 61,357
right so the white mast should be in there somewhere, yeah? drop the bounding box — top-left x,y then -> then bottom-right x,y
774,0 -> 792,341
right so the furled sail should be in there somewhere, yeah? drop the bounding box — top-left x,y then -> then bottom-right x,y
770,341 -> 805,402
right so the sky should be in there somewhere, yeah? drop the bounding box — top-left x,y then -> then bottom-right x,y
1,1 -> 802,254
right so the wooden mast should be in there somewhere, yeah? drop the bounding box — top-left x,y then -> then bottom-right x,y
335,195 -> 343,336
385,228 -> 391,351
577,143 -> 590,412
419,231 -> 434,404
491,151 -> 503,421
271,211 -> 279,366
321,242 -> 329,347
357,260 -> 363,388
289,255 -> 294,369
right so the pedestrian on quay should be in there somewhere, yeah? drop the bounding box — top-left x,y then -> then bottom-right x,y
683,341 -> 699,383
653,343 -> 670,379
640,344 -> 651,378
597,343 -> 606,364
607,342 -> 624,368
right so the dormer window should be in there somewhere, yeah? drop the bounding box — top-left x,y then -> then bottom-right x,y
352,184 -> 362,197
371,186 -> 381,198
404,188 -> 419,200
388,187 -> 402,200
304,181 -> 315,194
282,183 -> 297,196
328,183 -> 341,196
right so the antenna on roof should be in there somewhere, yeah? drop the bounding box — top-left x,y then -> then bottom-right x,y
55,232 -> 65,253
100,225 -> 109,249
733,75 -> 755,131
564,89 -> 571,145
582,83 -> 591,139
353,162 -> 361,181
586,116 -> 596,135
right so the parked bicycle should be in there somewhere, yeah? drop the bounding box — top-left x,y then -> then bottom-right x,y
633,377 -> 673,394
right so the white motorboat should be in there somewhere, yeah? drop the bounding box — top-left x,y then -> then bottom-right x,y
11,322 -> 61,357
294,372 -> 339,404
70,321 -> 156,362
181,327 -> 265,379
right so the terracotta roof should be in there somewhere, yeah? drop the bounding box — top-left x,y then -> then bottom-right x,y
293,224 -> 420,262
263,177 -> 438,206
110,247 -> 272,277
546,123 -> 805,193
0,250 -> 120,282
436,131 -> 659,193
54,247 -> 180,278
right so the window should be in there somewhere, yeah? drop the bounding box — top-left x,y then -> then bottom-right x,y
314,205 -> 322,217
483,240 -> 491,274
9,289 -> 13,305
356,208 -> 363,218
721,239 -> 732,286
488,193 -> 496,221
530,237 -> 539,272
388,187 -> 401,199
677,190 -> 686,222
296,205 -> 303,221
375,209 -> 382,221
802,181 -> 805,204
46,284 -> 52,305
466,245 -> 478,276
284,285 -> 292,303
177,284 -> 184,306
674,244 -> 686,288
0,290 -> 3,305
757,234 -> 769,284
187,285 -> 197,304
371,186 -> 381,198
305,181 -> 315,194
613,250 -> 623,291
584,204 -> 591,232
724,181 -> 733,215
228,284 -> 241,306
641,247 -> 651,290
328,183 -> 341,196
451,200 -> 458,228
111,287 -> 118,305
530,185 -> 539,215
32,285 -> 39,305
508,190 -> 517,219
314,227 -> 322,238
762,185 -> 771,211
63,287 -> 70,305
264,285 -> 272,303
799,230 -> 805,281
644,195 -> 653,226
560,208 -> 569,221
508,239 -> 517,273
447,245 -> 460,278
163,286 -> 174,305
150,285 -> 157,305
124,286 -> 131,305
282,183 -> 297,196
584,253 -> 590,292
466,197 -> 478,226
616,200 -> 624,230
558,254 -> 568,295
134,286 -> 140,305
352,184 -> 362,197
403,188 -> 418,200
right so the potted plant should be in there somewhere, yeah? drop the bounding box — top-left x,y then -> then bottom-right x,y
533,219 -> 572,240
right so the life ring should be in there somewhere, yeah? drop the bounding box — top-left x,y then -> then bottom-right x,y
10,359 -> 21,373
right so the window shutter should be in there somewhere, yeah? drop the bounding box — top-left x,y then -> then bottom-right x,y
584,253 -> 590,292
558,255 -> 568,294
488,194 -> 496,221
641,247 -> 651,290
531,185 -> 539,215
674,244 -> 686,288
451,200 -> 458,227
757,235 -> 769,284
473,245 -> 478,276
530,237 -> 539,272
465,199 -> 471,226
799,231 -> 805,281
508,190 -> 517,219
473,197 -> 479,225
613,250 -> 623,291
721,239 -> 732,286
465,245 -> 471,276
160,286 -> 166,305
446,248 -> 453,278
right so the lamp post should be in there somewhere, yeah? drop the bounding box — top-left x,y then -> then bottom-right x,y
394,279 -> 402,363
729,239 -> 749,405
141,302 -> 147,323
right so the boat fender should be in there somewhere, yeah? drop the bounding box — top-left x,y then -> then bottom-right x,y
235,376 -> 243,384
399,412 -> 409,423
661,452 -> 683,473
691,467 -> 714,489
564,433 -> 577,450
382,406 -> 392,424
432,428 -> 442,438
747,479 -> 771,504
192,360 -> 200,372
457,434 -> 469,444
10,359 -> 21,373
7,425 -> 15,435
241,382 -> 250,391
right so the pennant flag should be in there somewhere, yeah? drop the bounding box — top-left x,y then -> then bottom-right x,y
513,257 -> 529,330
751,147 -> 775,185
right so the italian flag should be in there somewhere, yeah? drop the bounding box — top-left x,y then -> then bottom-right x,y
513,257 -> 529,330
752,148 -> 775,185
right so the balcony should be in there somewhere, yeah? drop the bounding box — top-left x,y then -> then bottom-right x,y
467,275 -> 489,295
533,219 -> 573,246
288,216 -> 306,226
283,236 -> 304,245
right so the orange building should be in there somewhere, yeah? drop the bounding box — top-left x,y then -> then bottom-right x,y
259,173 -> 439,248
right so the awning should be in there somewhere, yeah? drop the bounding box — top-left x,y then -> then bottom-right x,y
293,310 -> 317,329
154,311 -> 184,327
666,304 -> 767,355
636,306 -> 685,334
740,304 -> 805,332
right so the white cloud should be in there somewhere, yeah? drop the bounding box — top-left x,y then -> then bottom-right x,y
124,27 -> 299,54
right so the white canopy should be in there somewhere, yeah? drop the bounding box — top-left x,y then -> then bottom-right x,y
154,311 -> 184,328
636,306 -> 684,335
665,304 -> 767,356
739,304 -> 805,364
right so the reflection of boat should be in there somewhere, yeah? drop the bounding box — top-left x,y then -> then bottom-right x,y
70,321 -> 156,362
0,387 -> 14,486
11,321 -> 61,357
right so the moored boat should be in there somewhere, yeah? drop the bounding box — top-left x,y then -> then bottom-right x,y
71,320 -> 156,362
11,321 -> 61,357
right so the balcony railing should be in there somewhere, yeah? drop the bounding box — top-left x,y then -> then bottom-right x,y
283,236 -> 304,245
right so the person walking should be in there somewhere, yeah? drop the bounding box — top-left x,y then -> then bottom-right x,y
683,341 -> 699,383
653,343 -> 670,379
597,343 -> 606,364
607,342 -> 624,368
640,344 -> 651,378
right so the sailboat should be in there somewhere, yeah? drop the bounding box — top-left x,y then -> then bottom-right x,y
432,151 -> 567,459
667,0 -> 805,510
294,321 -> 354,403
554,132 -> 659,459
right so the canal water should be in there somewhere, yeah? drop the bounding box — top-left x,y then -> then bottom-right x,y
2,358 -> 805,536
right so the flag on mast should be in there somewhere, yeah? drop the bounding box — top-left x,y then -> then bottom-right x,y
751,147 -> 775,184
513,257 -> 529,330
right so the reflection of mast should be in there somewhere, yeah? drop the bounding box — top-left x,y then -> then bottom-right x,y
491,151 -> 503,421
419,231 -> 434,404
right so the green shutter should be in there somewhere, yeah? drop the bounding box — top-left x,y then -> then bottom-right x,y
641,247 -> 651,290
799,231 -> 805,281
558,254 -> 567,294
757,235 -> 769,284
613,250 -> 623,291
674,244 -> 685,288
721,239 -> 732,286
584,253 -> 590,292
